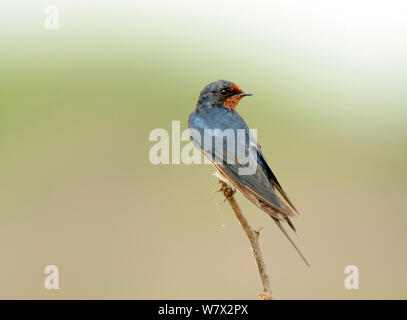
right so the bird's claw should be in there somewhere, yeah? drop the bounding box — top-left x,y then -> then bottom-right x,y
226,190 -> 236,201
223,186 -> 236,202
213,180 -> 236,201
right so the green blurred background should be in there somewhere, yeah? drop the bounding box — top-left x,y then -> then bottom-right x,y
1,0 -> 406,299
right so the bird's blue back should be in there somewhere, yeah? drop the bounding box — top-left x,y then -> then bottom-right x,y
189,106 -> 270,179
188,106 -> 251,155
189,106 -> 249,134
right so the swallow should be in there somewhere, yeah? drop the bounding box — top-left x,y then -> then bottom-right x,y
188,80 -> 309,266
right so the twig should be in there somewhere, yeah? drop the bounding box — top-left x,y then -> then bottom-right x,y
215,181 -> 273,300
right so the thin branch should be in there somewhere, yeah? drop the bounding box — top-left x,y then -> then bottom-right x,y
216,181 -> 273,300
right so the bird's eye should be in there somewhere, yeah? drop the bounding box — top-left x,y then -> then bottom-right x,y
220,89 -> 227,95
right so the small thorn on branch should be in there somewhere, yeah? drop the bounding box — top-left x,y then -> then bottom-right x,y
254,227 -> 263,240
212,187 -> 223,193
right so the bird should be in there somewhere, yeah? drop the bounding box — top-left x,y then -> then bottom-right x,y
188,79 -> 309,266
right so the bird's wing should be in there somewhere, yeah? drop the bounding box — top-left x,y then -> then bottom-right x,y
189,108 -> 309,266
189,108 -> 296,219
199,126 -> 296,220
255,144 -> 299,213
213,160 -> 295,219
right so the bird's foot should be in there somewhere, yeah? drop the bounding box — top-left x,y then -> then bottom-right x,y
214,180 -> 236,201
223,187 -> 236,202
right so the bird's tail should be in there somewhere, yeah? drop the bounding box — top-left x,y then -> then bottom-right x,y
273,218 -> 310,267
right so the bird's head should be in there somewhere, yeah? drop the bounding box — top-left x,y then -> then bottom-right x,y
196,80 -> 252,110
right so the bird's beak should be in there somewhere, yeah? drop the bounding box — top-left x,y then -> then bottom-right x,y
237,92 -> 253,97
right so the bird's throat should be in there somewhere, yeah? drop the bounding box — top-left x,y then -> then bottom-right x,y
223,95 -> 243,110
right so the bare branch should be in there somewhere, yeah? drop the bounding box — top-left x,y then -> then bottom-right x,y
218,181 -> 273,300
